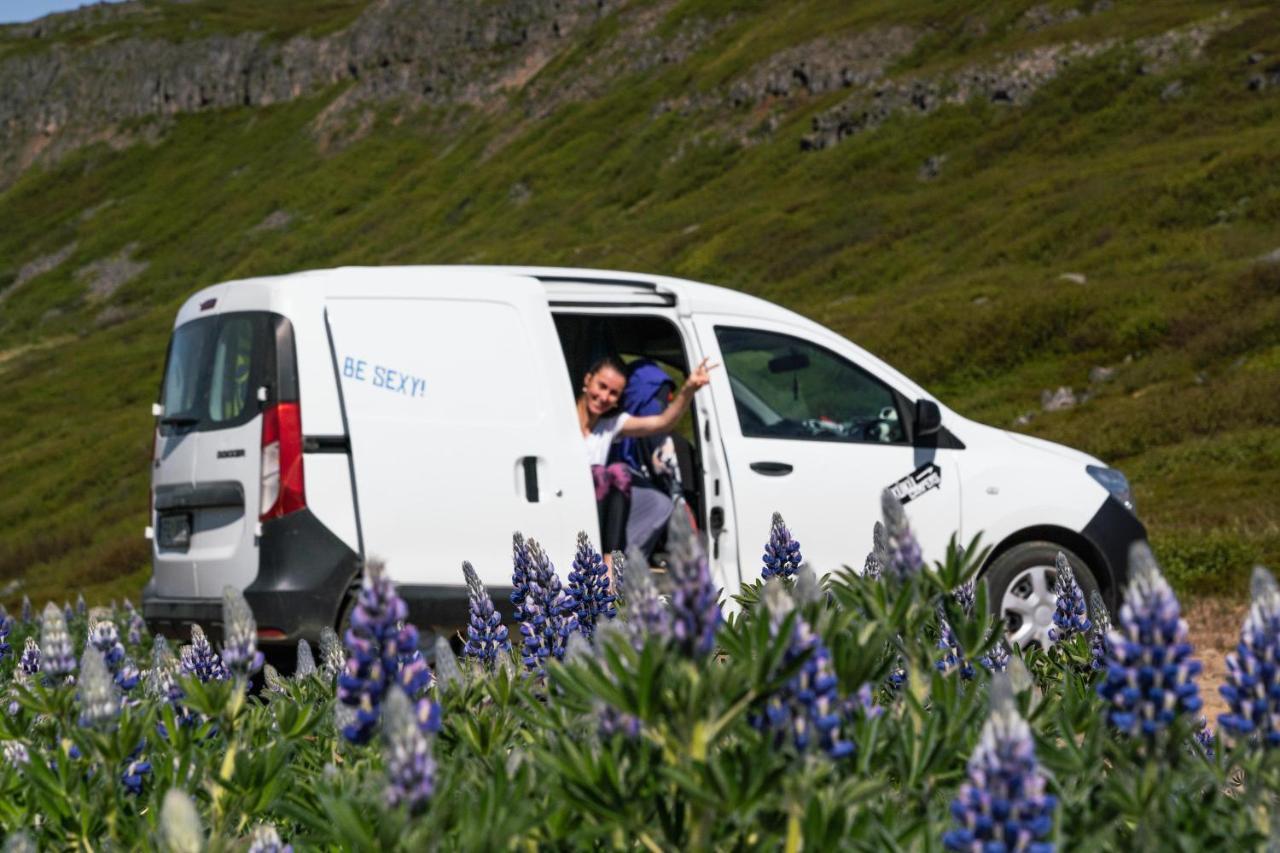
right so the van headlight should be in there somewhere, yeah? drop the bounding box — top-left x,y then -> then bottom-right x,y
1087,465 -> 1135,513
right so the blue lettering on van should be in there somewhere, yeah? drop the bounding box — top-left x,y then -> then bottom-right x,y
343,355 -> 425,398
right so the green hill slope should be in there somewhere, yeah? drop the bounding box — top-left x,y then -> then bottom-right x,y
0,0 -> 1277,607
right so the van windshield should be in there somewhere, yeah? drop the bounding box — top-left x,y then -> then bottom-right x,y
159,313 -> 273,433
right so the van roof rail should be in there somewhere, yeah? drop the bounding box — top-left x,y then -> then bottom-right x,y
537,275 -> 676,308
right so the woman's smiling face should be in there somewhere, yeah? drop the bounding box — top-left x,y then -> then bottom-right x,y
583,365 -> 626,417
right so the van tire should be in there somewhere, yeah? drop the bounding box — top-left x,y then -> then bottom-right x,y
984,541 -> 1101,651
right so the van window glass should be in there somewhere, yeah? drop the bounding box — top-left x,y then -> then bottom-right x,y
159,313 -> 272,434
714,326 -> 906,444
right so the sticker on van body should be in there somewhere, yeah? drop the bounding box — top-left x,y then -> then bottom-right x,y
888,463 -> 941,504
342,356 -> 426,398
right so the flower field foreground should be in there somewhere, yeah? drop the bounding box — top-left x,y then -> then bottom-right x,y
1,497 -> 1277,850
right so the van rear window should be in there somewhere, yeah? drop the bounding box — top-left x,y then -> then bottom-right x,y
159,313 -> 274,433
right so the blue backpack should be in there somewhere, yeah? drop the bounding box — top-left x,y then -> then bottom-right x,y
608,359 -> 676,478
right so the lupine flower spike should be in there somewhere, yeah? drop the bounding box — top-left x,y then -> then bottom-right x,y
40,602 -> 76,680
146,635 -> 183,706
76,592 -> 87,618
1219,565 -> 1280,747
1098,543 -> 1202,737
63,601 -> 74,623
762,512 -> 803,580
567,532 -> 617,640
20,595 -> 32,624
610,550 -> 626,605
382,687 -> 436,814
433,636 -> 463,688
78,647 -> 120,727
90,620 -> 139,691
462,561 -> 512,668
751,582 -> 854,758
511,532 -> 534,622
19,638 -> 39,677
263,664 -> 288,694
881,491 -> 923,580
160,788 -> 205,853
619,546 -> 672,650
937,609 -> 976,680
1088,590 -> 1111,671
295,639 -> 316,678
123,599 -> 146,646
247,824 -> 293,853
981,640 -> 1011,673
221,586 -> 264,678
181,624 -> 229,682
338,559 -> 439,743
0,615 -> 10,661
953,579 -> 977,617
1049,553 -> 1091,643
319,627 -> 345,680
121,749 -> 152,795
518,539 -> 580,674
944,673 -> 1056,851
666,509 -> 722,659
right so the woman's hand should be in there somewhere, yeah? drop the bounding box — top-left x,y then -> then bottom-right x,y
681,357 -> 718,395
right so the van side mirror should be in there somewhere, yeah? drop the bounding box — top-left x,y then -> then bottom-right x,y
915,399 -> 942,436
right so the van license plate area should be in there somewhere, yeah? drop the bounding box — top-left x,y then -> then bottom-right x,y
158,513 -> 192,551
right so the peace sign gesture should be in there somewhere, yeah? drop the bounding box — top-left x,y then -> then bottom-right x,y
683,356 -> 719,394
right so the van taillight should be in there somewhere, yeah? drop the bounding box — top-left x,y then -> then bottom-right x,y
260,402 -> 305,521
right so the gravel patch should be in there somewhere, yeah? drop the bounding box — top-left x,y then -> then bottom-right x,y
76,242 -> 148,301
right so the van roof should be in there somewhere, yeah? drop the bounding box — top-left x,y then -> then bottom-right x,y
176,265 -> 930,400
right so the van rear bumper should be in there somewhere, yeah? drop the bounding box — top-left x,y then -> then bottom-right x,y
144,507 -> 360,647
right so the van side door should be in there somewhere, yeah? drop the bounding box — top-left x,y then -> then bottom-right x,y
324,273 -> 596,592
692,317 -> 963,579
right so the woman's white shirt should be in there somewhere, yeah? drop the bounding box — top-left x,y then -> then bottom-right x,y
583,412 -> 630,467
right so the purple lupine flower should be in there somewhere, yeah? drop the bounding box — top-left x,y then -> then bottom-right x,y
123,599 -> 145,647
862,521 -> 888,581
610,549 -> 627,606
0,615 -> 11,660
849,682 -> 883,720
433,636 -> 463,689
1219,566 -> 1280,747
75,592 -> 87,618
1194,724 -> 1215,759
319,627 -> 344,681
1049,553 -> 1091,643
954,579 -> 977,617
981,640 -> 1011,673
20,595 -> 32,624
944,674 -> 1056,851
762,512 -> 804,581
618,546 -> 672,650
146,635 -> 184,705
937,611 -> 976,680
78,647 -> 120,727
220,586 -> 264,678
567,532 -> 617,640
3,739 -> 30,768
461,561 -> 511,668
89,620 -> 126,670
510,532 -> 534,622
881,492 -> 923,580
665,510 -> 721,659
40,602 -> 76,680
247,824 -> 293,853
181,624 -> 230,683
122,756 -> 152,795
295,639 -> 316,678
62,601 -> 74,623
1098,543 -> 1202,738
338,560 -> 438,743
19,637 -> 40,677
1088,591 -> 1111,671
596,700 -> 641,739
518,538 -> 580,674
382,687 -> 436,814
751,583 -> 854,759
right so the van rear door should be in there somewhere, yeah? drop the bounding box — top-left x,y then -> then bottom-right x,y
324,272 -> 595,591
152,311 -> 281,598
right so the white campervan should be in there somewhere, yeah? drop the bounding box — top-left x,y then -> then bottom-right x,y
143,266 -> 1146,655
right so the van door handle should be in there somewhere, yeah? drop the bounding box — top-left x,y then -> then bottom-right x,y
750,461 -> 793,476
521,456 -> 539,502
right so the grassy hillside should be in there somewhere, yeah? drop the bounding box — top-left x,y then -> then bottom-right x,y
1,0 -> 1278,607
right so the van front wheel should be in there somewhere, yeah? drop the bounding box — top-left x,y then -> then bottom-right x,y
984,541 -> 1101,651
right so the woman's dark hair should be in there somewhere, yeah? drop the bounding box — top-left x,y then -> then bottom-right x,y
585,355 -> 628,379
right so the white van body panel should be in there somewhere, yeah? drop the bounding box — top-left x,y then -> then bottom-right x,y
323,269 -> 596,588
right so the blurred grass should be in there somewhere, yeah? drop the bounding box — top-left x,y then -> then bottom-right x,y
0,0 -> 1277,608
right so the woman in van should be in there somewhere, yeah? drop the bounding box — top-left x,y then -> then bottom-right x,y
577,355 -> 715,568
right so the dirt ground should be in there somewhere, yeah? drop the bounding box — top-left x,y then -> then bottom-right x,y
1184,597 -> 1247,725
